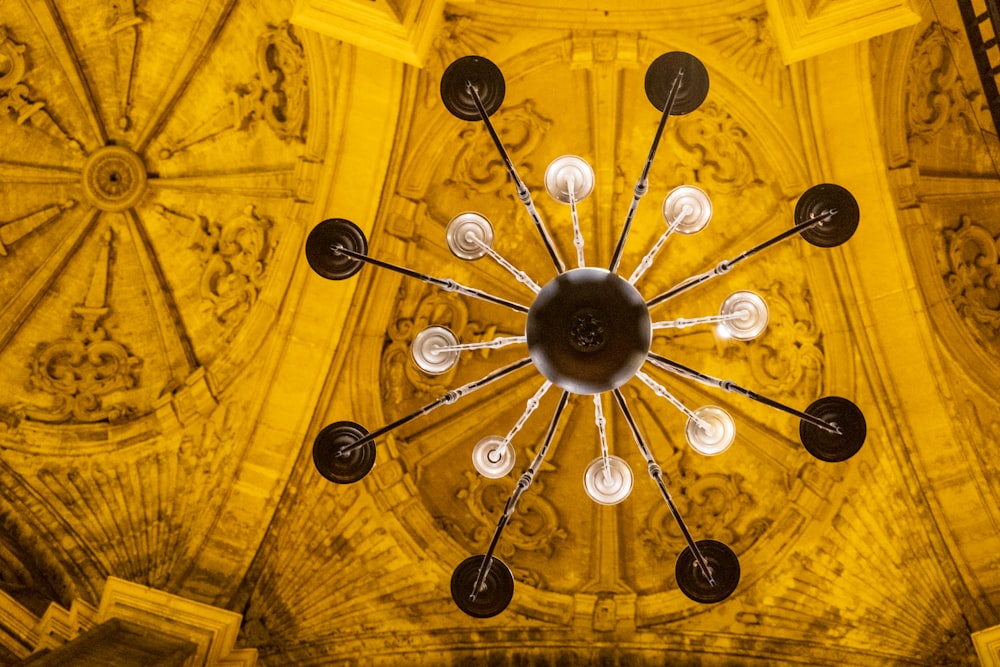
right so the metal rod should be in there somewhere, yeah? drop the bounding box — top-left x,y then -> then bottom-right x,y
646,352 -> 841,434
609,66 -> 685,274
635,368 -> 709,429
611,389 -> 715,586
629,205 -> 691,285
438,335 -> 527,353
497,380 -> 553,450
471,391 -> 570,600
467,83 -> 566,274
569,177 -> 586,268
333,244 -> 530,314
645,210 -> 834,309
468,236 -> 541,293
651,311 -> 745,330
593,394 -> 611,482
338,357 -> 534,455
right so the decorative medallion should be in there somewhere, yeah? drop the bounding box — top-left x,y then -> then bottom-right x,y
81,146 -> 148,212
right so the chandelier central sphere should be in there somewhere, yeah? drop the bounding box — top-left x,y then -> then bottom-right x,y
526,268 -> 651,394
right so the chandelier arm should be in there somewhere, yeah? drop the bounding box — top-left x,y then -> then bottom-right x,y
611,388 -> 715,587
646,352 -> 841,434
467,82 -> 566,274
645,209 -> 835,309
332,244 -> 530,314
337,357 -> 534,456
608,66 -> 684,274
634,368 -> 709,430
470,390 -> 570,600
628,212 -> 687,285
593,394 -> 611,482
468,235 -> 541,293
569,179 -> 586,268
499,380 -> 553,447
436,335 -> 528,353
651,311 -> 745,330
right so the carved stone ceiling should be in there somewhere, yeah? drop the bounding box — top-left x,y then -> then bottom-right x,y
0,0 -> 998,665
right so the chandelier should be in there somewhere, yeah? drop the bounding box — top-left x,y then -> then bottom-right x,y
304,52 -> 867,618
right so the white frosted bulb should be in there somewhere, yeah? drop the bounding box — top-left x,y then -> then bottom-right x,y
583,455 -> 634,505
686,406 -> 735,456
472,436 -> 515,478
411,326 -> 460,375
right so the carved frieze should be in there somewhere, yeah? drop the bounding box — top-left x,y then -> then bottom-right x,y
0,26 -> 83,152
23,229 -> 141,423
160,22 -> 307,158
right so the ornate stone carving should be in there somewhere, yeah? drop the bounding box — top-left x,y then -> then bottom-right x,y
0,27 -> 83,152
669,101 -> 767,195
457,471 -> 567,559
158,204 -> 273,328
907,23 -> 984,142
81,146 -> 148,211
641,470 -> 770,559
704,12 -> 788,107
159,22 -> 307,158
192,206 -> 272,328
744,281 -> 824,400
942,214 -> 1000,344
24,228 -> 141,423
108,0 -> 143,130
0,200 -> 76,256
448,100 -> 552,196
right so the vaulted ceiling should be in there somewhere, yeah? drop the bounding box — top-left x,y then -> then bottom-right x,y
1,0 -> 999,665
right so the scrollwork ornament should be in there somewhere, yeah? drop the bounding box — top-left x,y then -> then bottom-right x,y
641,471 -> 770,560
190,205 -> 273,329
257,21 -> 308,141
23,229 -> 141,423
448,100 -> 552,195
457,471 -> 567,558
943,214 -> 1000,340
907,23 -> 983,142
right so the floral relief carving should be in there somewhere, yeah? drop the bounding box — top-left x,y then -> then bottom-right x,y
159,21 -> 307,158
942,214 -> 1000,343
23,229 -> 141,423
447,100 -> 552,196
907,23 -> 984,142
190,205 -> 273,328
743,281 -> 824,400
457,471 -> 567,559
641,470 -> 770,560
158,204 -> 274,329
0,26 -> 83,152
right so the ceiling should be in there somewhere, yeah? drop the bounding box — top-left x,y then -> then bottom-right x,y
1,0 -> 999,664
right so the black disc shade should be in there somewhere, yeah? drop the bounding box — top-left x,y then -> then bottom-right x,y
450,555 -> 515,618
313,421 -> 376,484
794,183 -> 860,248
645,52 -> 710,115
526,268 -> 651,394
441,55 -> 506,121
306,218 -> 368,280
675,539 -> 740,603
800,396 -> 866,462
